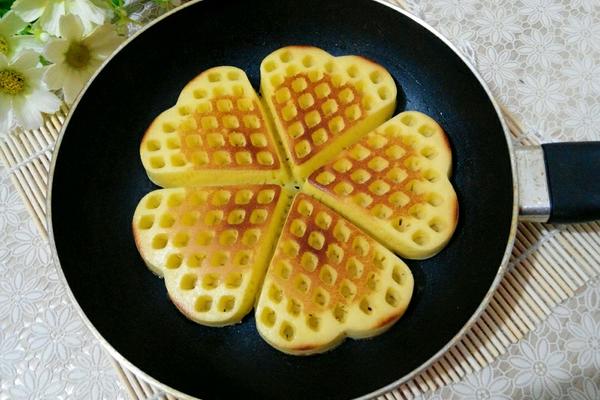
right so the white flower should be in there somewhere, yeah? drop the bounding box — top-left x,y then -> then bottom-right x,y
563,15 -> 600,53
517,74 -> 566,114
545,304 -> 571,332
571,0 -> 596,12
563,58 -> 600,96
564,103 -> 600,140
474,8 -> 520,44
566,313 -> 600,370
431,0 -> 478,19
478,47 -> 518,87
0,182 -> 24,231
585,277 -> 600,309
29,306 -> 85,362
0,51 -> 61,132
438,22 -> 475,47
452,366 -> 511,400
43,14 -> 122,104
12,0 -> 109,37
510,338 -> 570,398
520,0 -> 564,26
0,11 -> 43,60
0,328 -> 25,378
9,219 -> 51,265
0,271 -> 45,323
518,30 -> 562,68
9,368 -> 64,399
437,23 -> 478,66
569,378 -> 600,400
67,343 -> 123,400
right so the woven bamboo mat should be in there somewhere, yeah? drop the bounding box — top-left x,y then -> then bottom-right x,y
2,102 -> 600,400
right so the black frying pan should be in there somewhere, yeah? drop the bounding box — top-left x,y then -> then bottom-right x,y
48,0 -> 600,399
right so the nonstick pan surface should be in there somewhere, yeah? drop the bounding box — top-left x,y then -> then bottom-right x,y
49,0 -> 517,398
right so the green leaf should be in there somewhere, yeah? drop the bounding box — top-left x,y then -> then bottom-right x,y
0,0 -> 16,17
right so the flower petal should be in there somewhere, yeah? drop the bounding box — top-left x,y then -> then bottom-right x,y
59,14 -> 84,41
43,39 -> 68,63
566,338 -> 587,352
520,340 -> 536,361
546,352 -> 565,367
532,379 -> 544,399
582,313 -> 596,334
37,1 -> 66,37
11,50 -> 39,70
479,366 -> 492,386
578,351 -> 592,368
0,96 -> 10,133
545,378 -> 562,397
510,356 -> 532,369
452,382 -> 475,396
549,367 -> 571,382
27,88 -> 61,113
11,0 -> 45,22
84,24 -> 123,58
62,69 -> 86,104
569,389 -> 588,400
10,36 -> 44,57
536,338 -> 549,360
0,11 -> 28,36
67,0 -> 108,33
11,98 -> 42,130
43,63 -> 66,90
584,379 -> 598,399
514,371 -> 534,387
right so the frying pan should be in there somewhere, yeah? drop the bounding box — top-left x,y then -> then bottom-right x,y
48,0 -> 600,398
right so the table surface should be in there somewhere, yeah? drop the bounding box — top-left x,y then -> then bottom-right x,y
1,0 -> 600,398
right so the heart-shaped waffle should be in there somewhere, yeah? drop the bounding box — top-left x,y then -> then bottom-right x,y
255,194 -> 413,355
140,67 -> 288,187
305,111 -> 458,259
133,47 -> 458,354
133,185 -> 291,326
261,46 -> 397,180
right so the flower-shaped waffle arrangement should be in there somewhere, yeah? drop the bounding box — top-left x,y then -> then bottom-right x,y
133,46 -> 458,355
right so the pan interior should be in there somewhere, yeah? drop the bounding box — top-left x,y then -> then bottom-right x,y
50,0 -> 514,398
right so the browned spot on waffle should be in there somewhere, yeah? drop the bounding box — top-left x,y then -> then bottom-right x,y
289,343 -> 320,352
375,313 -> 401,329
177,96 -> 280,170
272,73 -> 365,163
270,194 -> 383,315
149,186 -> 281,283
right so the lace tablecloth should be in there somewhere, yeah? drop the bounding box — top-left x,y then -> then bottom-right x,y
1,0 -> 600,398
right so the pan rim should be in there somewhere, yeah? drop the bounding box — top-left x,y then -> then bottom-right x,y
46,1 -> 519,399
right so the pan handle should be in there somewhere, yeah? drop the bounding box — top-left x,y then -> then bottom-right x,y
516,143 -> 600,223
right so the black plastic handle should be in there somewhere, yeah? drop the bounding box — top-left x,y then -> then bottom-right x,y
543,142 -> 600,223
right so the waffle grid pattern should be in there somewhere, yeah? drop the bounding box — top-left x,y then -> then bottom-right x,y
261,46 -> 397,179
133,185 -> 290,325
140,67 -> 285,187
306,111 -> 458,259
256,194 -> 413,354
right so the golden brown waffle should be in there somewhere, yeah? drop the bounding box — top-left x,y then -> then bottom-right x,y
305,111 -> 458,259
255,194 -> 414,355
133,185 -> 291,326
134,48 -> 458,352
140,67 -> 288,187
260,46 -> 397,180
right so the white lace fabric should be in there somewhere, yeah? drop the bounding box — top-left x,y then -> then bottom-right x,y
1,1 -> 599,399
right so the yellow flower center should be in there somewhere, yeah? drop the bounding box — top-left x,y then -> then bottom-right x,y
0,36 -> 8,55
65,42 -> 91,69
0,69 -> 26,95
